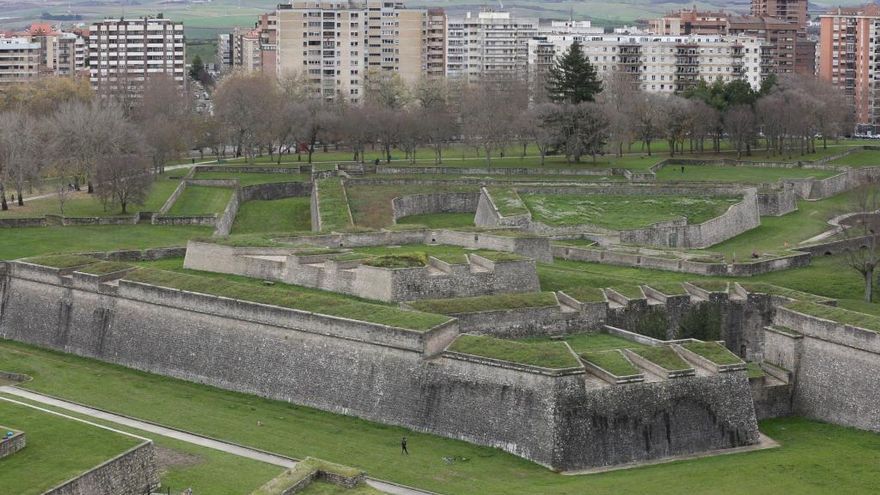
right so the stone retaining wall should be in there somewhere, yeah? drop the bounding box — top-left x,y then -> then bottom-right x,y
0,430 -> 25,458
391,192 -> 480,223
377,165 -> 612,176
44,441 -> 158,495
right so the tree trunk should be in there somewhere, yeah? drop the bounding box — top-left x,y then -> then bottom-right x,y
0,184 -> 6,211
866,268 -> 874,302
646,140 -> 652,156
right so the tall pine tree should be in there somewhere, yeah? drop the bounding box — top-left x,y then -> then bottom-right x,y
544,41 -> 602,104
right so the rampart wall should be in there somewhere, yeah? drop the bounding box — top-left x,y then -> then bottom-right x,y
44,441 -> 158,495
390,192 -> 480,222
0,261 -> 760,471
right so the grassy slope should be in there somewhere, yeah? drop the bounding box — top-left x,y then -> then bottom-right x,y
232,197 -> 312,234
0,341 -> 879,494
448,335 -> 579,368
346,184 -> 475,229
582,350 -> 640,376
521,193 -> 739,229
409,292 -> 558,315
682,342 -> 743,365
167,186 -> 233,216
0,225 -> 212,260
828,149 -> 880,167
0,400 -> 140,495
316,179 -> 353,231
193,171 -> 310,185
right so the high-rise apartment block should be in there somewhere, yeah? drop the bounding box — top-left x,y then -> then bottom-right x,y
446,11 -> 538,81
88,16 -> 186,96
0,37 -> 41,86
529,34 -> 768,94
273,0 -> 426,103
751,0 -> 808,30
818,5 -> 880,132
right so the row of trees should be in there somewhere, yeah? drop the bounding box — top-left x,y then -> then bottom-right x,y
0,77 -> 193,213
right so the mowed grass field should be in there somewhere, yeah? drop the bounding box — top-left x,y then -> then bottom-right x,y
0,400 -> 141,495
232,197 -> 312,234
167,186 -> 233,216
521,193 -> 740,229
0,340 -> 878,495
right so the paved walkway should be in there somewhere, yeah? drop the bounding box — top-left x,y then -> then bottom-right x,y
0,386 -> 435,495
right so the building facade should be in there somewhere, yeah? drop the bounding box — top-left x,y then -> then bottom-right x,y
88,16 -> 186,97
274,0 -> 426,103
446,11 -> 538,81
529,34 -> 768,94
818,5 -> 880,131
0,37 -> 41,86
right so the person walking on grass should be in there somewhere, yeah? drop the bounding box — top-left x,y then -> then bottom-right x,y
401,436 -> 409,455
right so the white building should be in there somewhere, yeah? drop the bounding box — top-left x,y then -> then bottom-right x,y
445,11 -> 538,81
528,33 -> 769,93
0,37 -> 41,86
538,20 -> 604,36
88,16 -> 186,97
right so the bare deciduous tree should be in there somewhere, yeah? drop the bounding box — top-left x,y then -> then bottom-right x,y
724,105 -> 757,159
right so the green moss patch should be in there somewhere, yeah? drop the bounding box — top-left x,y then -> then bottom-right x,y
581,350 -> 640,376
448,335 -> 579,369
682,341 -> 743,365
609,285 -> 644,299
646,282 -> 687,296
631,347 -> 691,371
740,283 -> 835,304
410,292 -> 558,314
786,301 -> 880,333
123,268 -> 450,331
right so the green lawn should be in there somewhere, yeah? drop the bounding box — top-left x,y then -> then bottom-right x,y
712,190 -> 859,256
581,350 -> 640,376
631,347 -> 692,371
316,179 -> 353,231
690,146 -> 858,163
1,341 -> 879,494
232,197 -> 312,234
521,193 -> 739,229
396,212 -> 475,228
0,400 -> 141,495
0,225 -> 211,260
681,341 -> 743,365
523,332 -> 648,354
656,165 -> 838,183
448,334 -> 579,368
828,149 -> 880,167
167,186 -> 233,216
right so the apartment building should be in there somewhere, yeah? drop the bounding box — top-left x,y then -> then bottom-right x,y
818,5 -> 880,131
752,0 -> 808,30
217,33 -> 233,71
22,24 -> 87,77
528,34 -> 768,94
446,11 -> 538,81
275,0 -> 426,103
0,37 -> 41,86
426,8 -> 446,78
88,16 -> 186,96
648,9 -> 803,75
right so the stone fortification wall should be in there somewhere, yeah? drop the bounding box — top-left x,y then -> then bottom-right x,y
0,430 -> 25,458
757,187 -> 798,216
183,241 -> 540,302
768,307 -> 880,432
0,261 -> 762,471
193,165 -> 309,174
390,192 -> 480,223
310,182 -> 321,232
797,234 -> 879,256
44,441 -> 158,495
213,188 -> 241,237
474,187 -> 532,229
620,189 -> 760,249
427,299 -> 607,338
554,372 -> 758,469
241,181 -> 311,201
